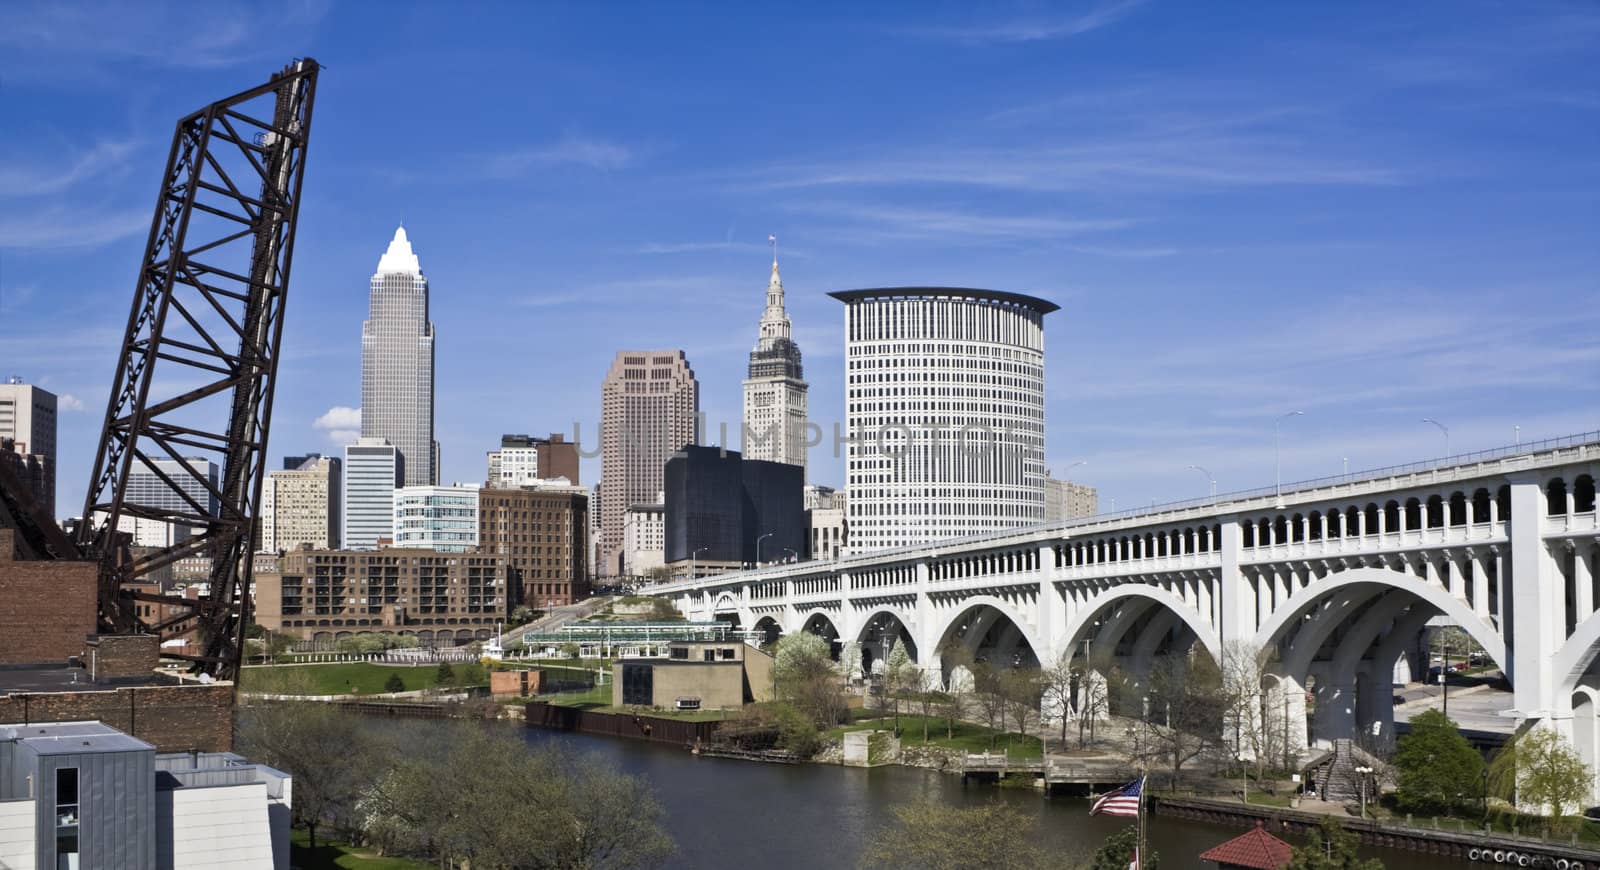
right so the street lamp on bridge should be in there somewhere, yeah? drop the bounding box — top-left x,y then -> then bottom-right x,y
1421,418 -> 1450,460
1275,410 -> 1304,502
1187,464 -> 1217,503
757,532 -> 775,564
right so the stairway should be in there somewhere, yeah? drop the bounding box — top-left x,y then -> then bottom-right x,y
1314,739 -> 1381,803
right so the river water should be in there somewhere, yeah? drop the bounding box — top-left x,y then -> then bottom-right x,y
510,725 -> 1469,870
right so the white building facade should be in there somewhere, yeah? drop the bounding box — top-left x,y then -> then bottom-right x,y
394,485 -> 480,552
832,287 -> 1056,552
741,255 -> 808,472
342,438 -> 400,550
259,455 -> 340,552
622,501 -> 666,578
1045,477 -> 1098,522
107,456 -> 220,548
361,227 -> 438,487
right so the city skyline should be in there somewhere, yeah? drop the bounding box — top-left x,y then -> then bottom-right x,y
2,2 -> 1597,523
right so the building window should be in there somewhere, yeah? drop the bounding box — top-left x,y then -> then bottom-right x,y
56,766 -> 79,865
622,663 -> 654,706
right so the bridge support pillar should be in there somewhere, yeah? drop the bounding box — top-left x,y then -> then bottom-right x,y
1357,666 -> 1396,750
1312,677 -> 1358,748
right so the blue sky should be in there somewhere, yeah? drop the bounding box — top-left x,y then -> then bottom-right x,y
2,0 -> 1597,520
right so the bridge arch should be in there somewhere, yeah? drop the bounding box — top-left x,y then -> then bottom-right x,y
1062,585 -> 1222,665
1250,566 -> 1506,671
796,609 -> 842,643
752,614 -> 782,647
930,594 -> 1045,672
856,607 -> 919,670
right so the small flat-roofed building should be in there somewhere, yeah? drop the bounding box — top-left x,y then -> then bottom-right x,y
0,720 -> 291,870
612,640 -> 773,712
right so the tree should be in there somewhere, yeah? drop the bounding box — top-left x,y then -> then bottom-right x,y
1286,817 -> 1383,870
435,660 -> 455,684
859,800 -> 1078,870
1220,641 -> 1283,778
1489,725 -> 1593,829
1040,650 -> 1077,743
363,723 -> 675,868
1145,652 -> 1228,788
1000,667 -> 1041,748
1089,826 -> 1160,870
772,632 -> 847,727
235,701 -> 384,850
969,661 -> 1007,747
383,673 -> 407,693
1392,709 -> 1484,815
881,644 -> 914,733
911,670 -> 948,744
938,641 -> 975,740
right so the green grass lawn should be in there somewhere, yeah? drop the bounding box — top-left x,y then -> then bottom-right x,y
240,662 -> 483,695
290,829 -> 429,869
540,683 -> 613,708
832,713 -> 1044,760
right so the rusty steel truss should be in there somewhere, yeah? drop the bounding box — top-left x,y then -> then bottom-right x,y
74,59 -> 319,679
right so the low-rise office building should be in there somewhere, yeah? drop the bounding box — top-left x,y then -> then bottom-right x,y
622,500 -> 665,578
0,720 -> 291,870
393,484 -> 480,552
612,640 -> 773,712
253,547 -> 508,646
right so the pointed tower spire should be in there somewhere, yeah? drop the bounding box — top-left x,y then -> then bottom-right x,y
376,225 -> 422,275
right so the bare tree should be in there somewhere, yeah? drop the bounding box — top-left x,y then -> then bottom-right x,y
970,660 -> 1007,747
1145,652 -> 1229,789
912,669 -> 948,743
938,641 -> 975,740
1001,667 -> 1042,750
235,697 -> 387,850
1040,650 -> 1077,743
1220,640 -> 1283,779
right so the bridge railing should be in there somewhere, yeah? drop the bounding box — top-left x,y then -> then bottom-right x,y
647,430 -> 1600,595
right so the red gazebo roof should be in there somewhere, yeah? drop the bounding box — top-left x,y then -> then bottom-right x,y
1199,822 -> 1294,869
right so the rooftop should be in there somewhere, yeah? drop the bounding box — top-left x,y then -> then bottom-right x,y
827,286 -> 1059,315
0,720 -> 155,755
1198,822 -> 1293,869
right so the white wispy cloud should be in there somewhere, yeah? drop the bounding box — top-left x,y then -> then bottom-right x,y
312,405 -> 361,446
57,394 -> 86,412
482,135 -> 635,177
0,1 -> 330,72
910,0 -> 1144,44
314,406 -> 361,431
0,208 -> 147,249
787,202 -> 1134,244
0,140 -> 138,198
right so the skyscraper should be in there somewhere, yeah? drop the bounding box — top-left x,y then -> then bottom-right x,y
741,245 -> 808,471
116,456 -> 220,547
342,438 -> 401,550
361,227 -> 437,487
0,379 -> 56,517
832,287 -> 1057,551
259,455 -> 341,552
598,351 -> 699,576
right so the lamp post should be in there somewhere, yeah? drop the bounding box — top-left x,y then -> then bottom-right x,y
757,532 -> 775,565
1188,464 -> 1217,503
1061,459 -> 1088,476
1481,768 -> 1489,821
1421,418 -> 1449,460
691,547 -> 709,581
1275,411 -> 1305,501
1355,765 -> 1373,818
781,547 -> 797,563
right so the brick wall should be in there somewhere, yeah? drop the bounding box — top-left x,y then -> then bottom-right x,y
0,682 -> 234,752
84,634 -> 160,679
0,534 -> 97,665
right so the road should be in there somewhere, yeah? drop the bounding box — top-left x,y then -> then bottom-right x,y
1393,678 -> 1516,734
493,597 -> 611,647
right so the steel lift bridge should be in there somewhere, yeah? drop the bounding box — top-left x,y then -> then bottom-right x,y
0,59 -> 320,681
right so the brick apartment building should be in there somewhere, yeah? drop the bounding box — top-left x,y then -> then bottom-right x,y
253,546 -> 509,645
477,484 -> 590,608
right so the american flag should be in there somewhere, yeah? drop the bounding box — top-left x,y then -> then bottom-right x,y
1090,776 -> 1145,818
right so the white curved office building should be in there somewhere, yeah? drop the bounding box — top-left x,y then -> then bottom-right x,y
830,288 -> 1057,552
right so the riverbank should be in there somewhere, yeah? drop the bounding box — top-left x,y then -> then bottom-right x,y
1154,794 -> 1600,867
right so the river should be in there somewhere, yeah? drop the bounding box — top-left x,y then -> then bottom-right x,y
508,724 -> 1469,869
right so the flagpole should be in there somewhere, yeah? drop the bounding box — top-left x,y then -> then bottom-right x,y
1137,775 -> 1147,870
